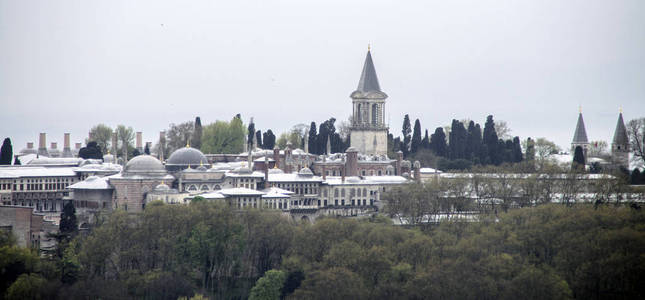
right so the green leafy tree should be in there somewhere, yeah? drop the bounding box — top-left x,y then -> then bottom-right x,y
87,124 -> 113,154
0,138 -> 13,165
201,116 -> 246,154
115,125 -> 135,160
249,269 -> 286,300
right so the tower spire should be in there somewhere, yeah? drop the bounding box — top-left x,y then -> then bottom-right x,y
355,49 -> 381,93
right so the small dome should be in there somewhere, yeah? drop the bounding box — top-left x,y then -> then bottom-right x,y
345,147 -> 358,153
103,153 -> 115,163
155,182 -> 171,192
124,155 -> 166,175
167,147 -> 209,167
269,168 -> 284,174
386,165 -> 395,172
298,167 -> 313,177
233,167 -> 252,174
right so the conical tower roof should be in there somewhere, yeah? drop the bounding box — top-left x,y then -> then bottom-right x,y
351,49 -> 388,99
572,113 -> 589,144
356,50 -> 381,92
612,112 -> 628,146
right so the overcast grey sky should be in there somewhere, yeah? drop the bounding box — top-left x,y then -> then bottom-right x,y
1,0 -> 644,153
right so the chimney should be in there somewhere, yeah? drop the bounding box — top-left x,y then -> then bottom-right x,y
158,131 -> 165,161
341,169 -> 345,183
396,151 -> 403,176
38,133 -> 48,156
50,142 -> 57,149
264,156 -> 269,183
62,133 -> 72,157
136,132 -> 143,151
75,143 -> 82,150
273,146 -> 280,169
413,161 -> 421,183
345,147 -> 358,177
27,142 -> 34,149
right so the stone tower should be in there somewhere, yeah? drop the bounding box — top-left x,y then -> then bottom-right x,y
349,48 -> 388,156
611,110 -> 629,169
571,110 -> 589,157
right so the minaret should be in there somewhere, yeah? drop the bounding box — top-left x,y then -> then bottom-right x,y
611,109 -> 629,169
349,46 -> 389,156
571,107 -> 589,157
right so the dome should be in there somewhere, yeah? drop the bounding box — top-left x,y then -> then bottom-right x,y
345,147 -> 358,153
166,147 -> 209,167
233,166 -> 252,174
268,168 -> 284,174
298,167 -> 313,177
124,155 -> 166,175
103,153 -> 115,164
197,165 -> 207,171
154,182 -> 171,192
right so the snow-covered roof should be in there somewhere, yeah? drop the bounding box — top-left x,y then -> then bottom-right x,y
322,175 -> 408,185
420,167 -> 442,174
261,187 -> 293,198
268,173 -> 323,182
75,163 -> 122,173
0,167 -> 77,178
224,170 -> 265,178
68,176 -> 112,190
219,187 -> 264,196
437,172 -> 616,180
27,157 -> 83,166
253,156 -> 275,162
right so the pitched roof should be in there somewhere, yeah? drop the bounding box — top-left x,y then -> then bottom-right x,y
356,50 -> 381,93
572,113 -> 589,144
612,112 -> 629,145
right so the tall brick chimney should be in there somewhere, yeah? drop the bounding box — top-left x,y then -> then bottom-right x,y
136,132 -> 143,152
158,131 -> 165,161
111,132 -> 118,155
345,147 -> 358,177
62,133 -> 72,157
38,133 -> 48,156
27,142 -> 34,150
273,146 -> 280,169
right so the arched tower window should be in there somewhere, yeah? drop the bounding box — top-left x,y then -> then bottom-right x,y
372,104 -> 378,126
357,104 -> 362,123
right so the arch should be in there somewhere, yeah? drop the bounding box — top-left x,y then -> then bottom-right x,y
201,185 -> 209,191
301,215 -> 311,223
357,103 -> 362,123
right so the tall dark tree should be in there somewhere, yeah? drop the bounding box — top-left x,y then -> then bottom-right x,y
262,130 -> 276,150
256,130 -> 263,149
630,168 -> 641,185
573,146 -> 585,168
483,115 -> 499,165
59,202 -> 78,236
308,122 -> 318,154
13,157 -> 21,165
401,114 -> 412,157
448,120 -> 467,160
465,121 -> 482,163
429,127 -> 448,157
317,118 -> 338,154
525,137 -> 536,161
421,129 -> 430,150
192,116 -> 203,149
132,148 -> 141,157
393,137 -> 401,153
78,141 -> 103,159
0,138 -> 12,165
144,143 -> 150,155
512,137 -> 523,163
410,119 -> 422,154
247,121 -> 256,149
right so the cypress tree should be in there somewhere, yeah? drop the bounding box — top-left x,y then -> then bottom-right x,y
144,143 -> 150,155
262,130 -> 276,149
247,121 -> 255,150
59,202 -> 78,236
483,115 -> 499,165
573,146 -> 585,168
308,122 -> 318,154
0,138 -> 12,165
393,137 -> 401,153
411,119 -> 422,154
512,137 -> 523,163
430,127 -> 448,157
13,157 -> 21,165
421,129 -> 430,150
192,116 -> 203,149
449,120 -> 467,160
525,137 -> 536,161
401,114 -> 412,157
630,168 -> 641,185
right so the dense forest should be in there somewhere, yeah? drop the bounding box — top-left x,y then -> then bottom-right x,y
2,201 -> 644,299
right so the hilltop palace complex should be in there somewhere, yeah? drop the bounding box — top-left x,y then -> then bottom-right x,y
0,49 -> 635,249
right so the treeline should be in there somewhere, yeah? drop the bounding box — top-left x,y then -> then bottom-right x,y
390,115 -> 523,170
2,202 -> 644,299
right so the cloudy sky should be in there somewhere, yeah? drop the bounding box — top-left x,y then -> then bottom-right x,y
1,0 -> 644,153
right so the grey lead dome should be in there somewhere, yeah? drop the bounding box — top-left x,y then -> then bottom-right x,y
124,155 -> 166,175
166,147 -> 209,167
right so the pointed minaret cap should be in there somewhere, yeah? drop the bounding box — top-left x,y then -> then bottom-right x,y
612,110 -> 629,146
351,47 -> 388,99
572,111 -> 589,144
